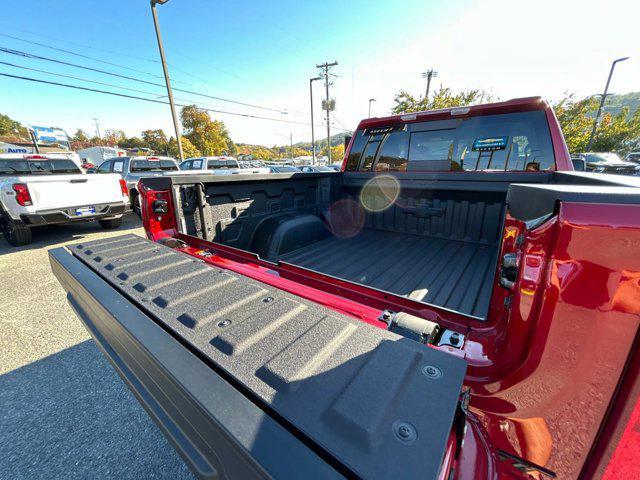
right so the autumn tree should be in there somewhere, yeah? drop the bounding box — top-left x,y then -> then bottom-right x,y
167,136 -> 201,159
180,105 -> 235,156
321,143 -> 345,161
392,86 -> 495,114
141,129 -> 169,153
103,129 -> 126,147
0,113 -> 29,138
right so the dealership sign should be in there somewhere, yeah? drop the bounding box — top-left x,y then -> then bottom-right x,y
0,142 -> 33,154
31,126 -> 71,148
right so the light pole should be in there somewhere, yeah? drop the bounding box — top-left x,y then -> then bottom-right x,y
368,98 -> 376,118
587,57 -> 630,150
421,68 -> 438,101
150,0 -> 184,161
309,76 -> 322,164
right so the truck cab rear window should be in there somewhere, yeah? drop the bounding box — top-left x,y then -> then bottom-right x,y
346,110 -> 555,172
207,159 -> 239,169
0,159 -> 81,175
130,160 -> 178,172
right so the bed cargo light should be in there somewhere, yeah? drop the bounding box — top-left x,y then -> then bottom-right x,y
12,183 -> 32,206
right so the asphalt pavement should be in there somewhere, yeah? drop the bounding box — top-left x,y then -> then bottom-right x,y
0,214 -> 193,479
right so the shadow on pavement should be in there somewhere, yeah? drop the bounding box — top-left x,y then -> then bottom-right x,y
0,340 -> 192,480
0,213 -> 143,256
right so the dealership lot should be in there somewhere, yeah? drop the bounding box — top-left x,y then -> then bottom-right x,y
0,214 -> 192,479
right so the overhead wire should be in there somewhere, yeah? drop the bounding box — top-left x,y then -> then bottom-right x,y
0,71 -> 351,131
0,59 -> 245,114
0,23 -> 162,64
0,32 -> 166,79
0,45 -> 302,116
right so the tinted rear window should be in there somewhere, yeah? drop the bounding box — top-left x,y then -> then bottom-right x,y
130,160 -> 178,172
0,159 -> 81,175
207,159 -> 239,169
346,111 -> 555,172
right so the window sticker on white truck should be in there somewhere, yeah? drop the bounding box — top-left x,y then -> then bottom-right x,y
193,160 -> 202,169
113,162 -> 124,172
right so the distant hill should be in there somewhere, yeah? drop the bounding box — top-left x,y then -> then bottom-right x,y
602,91 -> 640,117
294,131 -> 353,150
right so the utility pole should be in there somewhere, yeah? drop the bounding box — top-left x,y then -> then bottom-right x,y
421,68 -> 438,101
317,61 -> 338,164
150,0 -> 184,161
309,76 -> 322,165
92,118 -> 102,144
587,56 -> 630,151
368,98 -> 376,118
290,133 -> 293,161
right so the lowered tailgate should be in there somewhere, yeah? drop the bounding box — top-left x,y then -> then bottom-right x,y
49,234 -> 467,480
23,173 -> 122,210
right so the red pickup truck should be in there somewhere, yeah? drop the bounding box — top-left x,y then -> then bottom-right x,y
50,97 -> 640,480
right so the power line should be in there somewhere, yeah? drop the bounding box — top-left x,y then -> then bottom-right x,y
0,58 -> 245,113
0,71 -> 351,131
331,113 -> 352,131
0,23 -> 162,64
0,32 -> 166,79
0,46 -> 299,116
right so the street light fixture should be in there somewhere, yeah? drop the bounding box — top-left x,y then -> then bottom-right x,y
368,98 -> 376,118
150,0 -> 184,161
587,56 -> 630,150
309,76 -> 322,165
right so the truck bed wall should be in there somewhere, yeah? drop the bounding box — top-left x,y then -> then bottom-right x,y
179,172 -> 523,252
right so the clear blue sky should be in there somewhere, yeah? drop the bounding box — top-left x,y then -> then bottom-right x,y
0,0 -> 637,146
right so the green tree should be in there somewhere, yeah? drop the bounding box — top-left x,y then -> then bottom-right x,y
552,94 -> 597,152
71,129 -> 89,143
392,86 -> 495,114
167,136 -> 201,159
0,113 -> 29,138
180,105 -> 235,156
120,136 -> 146,150
553,94 -> 640,154
141,129 -> 169,153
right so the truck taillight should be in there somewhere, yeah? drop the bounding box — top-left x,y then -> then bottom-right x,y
12,183 -> 32,206
119,179 -> 128,197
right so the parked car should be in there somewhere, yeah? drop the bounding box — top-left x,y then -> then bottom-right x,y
298,165 -> 337,173
180,156 -> 271,175
95,156 -> 179,214
180,156 -> 241,175
571,152 -> 639,175
50,97 -> 640,480
625,152 -> 640,165
0,153 -> 128,246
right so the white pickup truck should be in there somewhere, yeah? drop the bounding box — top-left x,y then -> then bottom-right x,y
179,156 -> 271,175
0,154 -> 129,246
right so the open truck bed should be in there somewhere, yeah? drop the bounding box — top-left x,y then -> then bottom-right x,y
50,234 -> 467,480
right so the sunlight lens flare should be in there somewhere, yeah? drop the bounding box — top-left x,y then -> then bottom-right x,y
359,174 -> 401,213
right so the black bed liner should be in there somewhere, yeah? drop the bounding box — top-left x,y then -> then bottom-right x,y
279,229 -> 498,319
52,234 -> 467,480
